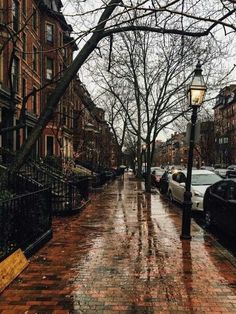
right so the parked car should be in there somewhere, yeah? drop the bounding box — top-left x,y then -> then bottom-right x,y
168,169 -> 222,211
203,178 -> 236,239
159,171 -> 172,194
214,168 -> 228,178
226,165 -> 236,178
200,166 -> 215,172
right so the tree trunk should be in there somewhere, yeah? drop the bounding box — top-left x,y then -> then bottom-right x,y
136,136 -> 142,178
145,143 -> 152,193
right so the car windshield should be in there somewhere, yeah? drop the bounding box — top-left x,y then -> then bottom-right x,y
191,173 -> 221,186
155,171 -> 164,175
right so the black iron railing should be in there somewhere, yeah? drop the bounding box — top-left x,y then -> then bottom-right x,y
8,172 -> 44,194
71,176 -> 90,201
0,187 -> 52,262
0,148 -> 91,214
21,162 -> 90,215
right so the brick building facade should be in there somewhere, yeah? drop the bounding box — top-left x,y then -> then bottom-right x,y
0,0 -> 118,168
214,84 -> 236,165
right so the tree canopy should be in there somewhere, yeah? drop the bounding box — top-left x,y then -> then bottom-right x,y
10,0 -> 236,172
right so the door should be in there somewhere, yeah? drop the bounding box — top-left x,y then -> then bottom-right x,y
210,181 -> 228,229
175,172 -> 186,203
169,173 -> 179,201
225,182 -> 236,238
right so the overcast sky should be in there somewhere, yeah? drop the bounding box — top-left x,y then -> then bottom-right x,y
61,1 -> 236,141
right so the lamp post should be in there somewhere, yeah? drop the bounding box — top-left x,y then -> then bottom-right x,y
142,144 -> 147,174
142,144 -> 147,189
181,61 -> 207,240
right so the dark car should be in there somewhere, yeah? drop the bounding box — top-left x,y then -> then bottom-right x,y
203,178 -> 236,239
159,171 -> 172,194
226,165 -> 236,178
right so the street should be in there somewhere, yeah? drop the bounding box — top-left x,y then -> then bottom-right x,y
1,174 -> 236,313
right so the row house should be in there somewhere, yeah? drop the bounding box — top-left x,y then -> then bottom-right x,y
158,132 -> 189,167
157,128 -> 213,169
147,86 -> 236,169
0,0 -> 76,159
214,84 -> 236,165
37,0 -> 77,158
72,79 -> 117,168
0,0 -> 119,168
72,79 -> 103,166
198,120 -> 215,166
0,0 -> 42,153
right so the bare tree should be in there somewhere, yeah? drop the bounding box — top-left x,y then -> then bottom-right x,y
97,95 -> 128,166
8,0 -> 236,173
88,17 -> 229,190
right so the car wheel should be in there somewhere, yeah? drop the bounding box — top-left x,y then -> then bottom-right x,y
168,190 -> 173,202
205,209 -> 212,227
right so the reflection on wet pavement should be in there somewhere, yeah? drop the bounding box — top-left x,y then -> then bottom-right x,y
1,174 -> 236,312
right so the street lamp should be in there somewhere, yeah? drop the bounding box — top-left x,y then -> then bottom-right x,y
181,61 -> 207,240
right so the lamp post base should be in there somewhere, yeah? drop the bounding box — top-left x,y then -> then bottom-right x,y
180,234 -> 192,240
180,191 -> 192,240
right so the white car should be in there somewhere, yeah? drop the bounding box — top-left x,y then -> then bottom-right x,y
168,169 -> 222,211
214,168 -> 227,178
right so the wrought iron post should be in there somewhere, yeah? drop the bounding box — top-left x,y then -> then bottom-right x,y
180,106 -> 198,240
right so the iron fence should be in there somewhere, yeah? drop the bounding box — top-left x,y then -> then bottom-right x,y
0,187 -> 52,262
21,162 -> 90,215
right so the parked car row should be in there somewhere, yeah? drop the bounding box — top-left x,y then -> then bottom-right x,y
226,165 -> 236,178
156,166 -> 236,241
201,164 -> 236,179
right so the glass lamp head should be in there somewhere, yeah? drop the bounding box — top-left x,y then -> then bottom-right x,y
188,61 -> 207,107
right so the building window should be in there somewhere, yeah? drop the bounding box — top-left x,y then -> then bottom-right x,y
0,46 -> 3,83
49,0 -> 59,12
62,107 -> 66,125
46,57 -> 53,79
11,56 -> 19,92
62,47 -> 66,59
46,136 -> 54,156
59,32 -> 63,46
32,87 -> 37,114
73,110 -> 78,129
32,8 -> 37,30
22,33 -> 26,60
12,0 -> 19,32
59,64 -> 64,77
0,0 -> 4,24
33,46 -> 37,71
22,0 -> 26,15
46,23 -> 54,43
22,78 -> 26,101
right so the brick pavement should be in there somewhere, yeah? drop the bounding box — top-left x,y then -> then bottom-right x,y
1,174 -> 236,313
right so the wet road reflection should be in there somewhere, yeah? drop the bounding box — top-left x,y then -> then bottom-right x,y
1,174 -> 236,312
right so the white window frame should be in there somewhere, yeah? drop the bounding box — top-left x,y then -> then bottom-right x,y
46,57 -> 53,80
46,23 -> 54,43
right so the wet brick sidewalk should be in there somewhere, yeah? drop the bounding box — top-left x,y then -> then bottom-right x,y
1,174 -> 236,313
